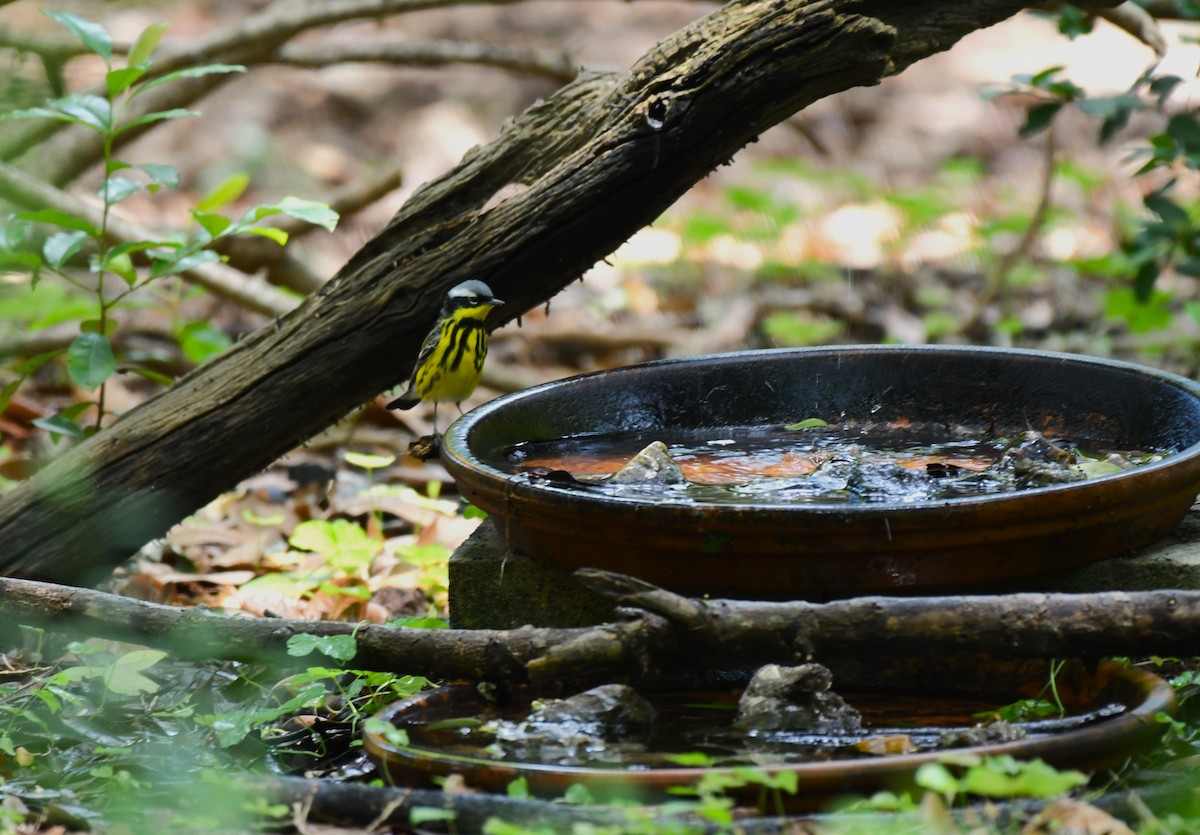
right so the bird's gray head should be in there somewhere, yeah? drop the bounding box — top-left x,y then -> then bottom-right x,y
446,280 -> 503,310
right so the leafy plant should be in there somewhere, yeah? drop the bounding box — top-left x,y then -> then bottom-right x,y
978,658 -> 1067,723
915,754 -> 1089,802
992,41 -> 1200,318
0,10 -> 336,438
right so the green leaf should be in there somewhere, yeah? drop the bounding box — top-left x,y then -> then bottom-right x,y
506,777 -> 531,799
286,633 -> 358,662
0,380 -> 21,417
43,230 -> 89,268
960,756 -> 1088,799
785,417 -> 828,430
192,210 -> 233,239
122,366 -> 175,386
915,762 -> 960,797
562,784 -> 596,805
389,614 -> 448,629
60,400 -> 93,422
1106,286 -> 1173,332
198,682 -> 326,747
43,10 -> 112,59
108,240 -> 168,260
136,163 -> 180,190
114,108 -> 199,136
67,332 -> 116,390
14,349 -> 66,377
244,226 -> 288,246
103,649 -> 167,696
1168,113 -> 1200,154
100,176 -> 145,204
1150,75 -> 1184,106
462,504 -> 488,520
363,716 -> 411,748
48,94 -> 112,133
32,415 -> 84,438
150,248 -> 221,278
128,22 -> 170,69
1056,5 -> 1093,38
243,508 -> 285,526
1175,257 -> 1200,278
196,172 -> 251,213
666,751 -> 718,767
103,251 -> 137,286
15,209 -> 98,236
344,451 -> 396,470
252,196 -> 339,231
0,216 -> 30,248
176,321 -> 232,365
761,310 -> 842,347
132,64 -> 246,98
1144,191 -> 1189,229
106,66 -> 147,98
1020,102 -> 1062,137
290,519 -> 373,557
0,106 -> 81,125
322,582 -> 378,604
410,808 -> 456,825
394,544 -> 449,567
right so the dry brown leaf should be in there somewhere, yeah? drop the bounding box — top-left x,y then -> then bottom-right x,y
853,734 -> 920,755
1021,798 -> 1134,835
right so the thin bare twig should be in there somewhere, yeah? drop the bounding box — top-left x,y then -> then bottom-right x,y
961,123 -> 1056,335
1036,2 -> 1168,54
0,0 -> 585,183
1097,3 -> 1168,56
273,38 -> 578,82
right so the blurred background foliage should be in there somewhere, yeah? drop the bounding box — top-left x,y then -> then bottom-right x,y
5,0 -> 1200,830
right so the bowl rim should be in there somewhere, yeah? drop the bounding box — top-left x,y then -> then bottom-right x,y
364,659 -> 1176,795
442,344 -> 1200,517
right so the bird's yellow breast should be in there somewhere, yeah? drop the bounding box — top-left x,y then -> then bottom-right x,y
413,309 -> 491,403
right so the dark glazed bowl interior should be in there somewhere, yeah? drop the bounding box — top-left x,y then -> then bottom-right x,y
442,346 -> 1200,599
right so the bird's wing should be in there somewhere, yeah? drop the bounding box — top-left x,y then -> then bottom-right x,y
387,319 -> 444,410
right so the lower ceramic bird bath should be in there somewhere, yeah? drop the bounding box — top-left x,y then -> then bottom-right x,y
441,346 -> 1200,599
364,657 -> 1175,809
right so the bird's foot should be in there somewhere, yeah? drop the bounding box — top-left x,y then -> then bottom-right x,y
406,432 -> 442,461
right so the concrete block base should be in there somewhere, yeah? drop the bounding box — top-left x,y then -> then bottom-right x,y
448,503 -> 1200,629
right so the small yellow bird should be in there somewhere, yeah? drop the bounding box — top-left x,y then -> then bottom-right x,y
387,280 -> 504,434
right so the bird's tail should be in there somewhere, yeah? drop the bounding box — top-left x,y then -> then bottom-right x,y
387,389 -> 421,410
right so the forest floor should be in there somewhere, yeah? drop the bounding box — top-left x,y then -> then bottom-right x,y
3,2 -> 1200,831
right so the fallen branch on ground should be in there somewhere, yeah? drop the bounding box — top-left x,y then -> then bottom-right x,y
5,573 -> 1200,684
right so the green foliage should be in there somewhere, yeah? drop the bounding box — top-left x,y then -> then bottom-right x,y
915,755 -> 1088,802
59,647 -> 168,697
285,633 -> 359,663
0,10 -> 336,441
996,56 -> 1200,314
289,518 -> 382,577
761,310 -> 842,347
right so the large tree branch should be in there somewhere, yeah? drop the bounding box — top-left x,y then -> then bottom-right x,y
0,0 -> 1049,583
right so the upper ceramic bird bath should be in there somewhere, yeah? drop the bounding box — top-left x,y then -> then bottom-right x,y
441,345 -> 1200,599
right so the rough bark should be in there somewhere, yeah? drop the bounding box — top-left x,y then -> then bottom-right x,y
0,576 -> 659,680
4,574 -> 1199,680
0,0 -> 1047,584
